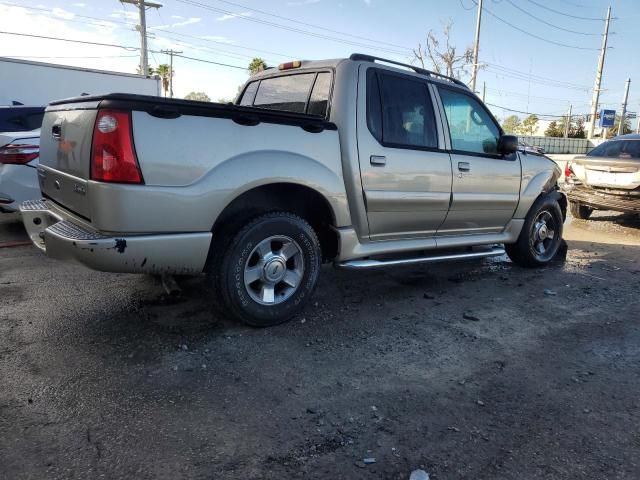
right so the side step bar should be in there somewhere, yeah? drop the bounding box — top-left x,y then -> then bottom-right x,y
336,246 -> 505,270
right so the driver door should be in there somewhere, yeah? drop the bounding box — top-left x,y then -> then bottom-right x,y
435,86 -> 521,236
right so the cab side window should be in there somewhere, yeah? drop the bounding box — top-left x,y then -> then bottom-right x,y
307,72 -> 332,117
438,88 -> 500,155
367,70 -> 437,149
238,81 -> 258,106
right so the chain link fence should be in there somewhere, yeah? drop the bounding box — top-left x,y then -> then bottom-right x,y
517,136 -> 599,155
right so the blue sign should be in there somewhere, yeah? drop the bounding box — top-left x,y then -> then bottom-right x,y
599,109 -> 616,128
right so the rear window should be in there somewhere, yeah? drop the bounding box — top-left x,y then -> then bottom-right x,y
254,73 -> 316,114
238,72 -> 332,117
588,140 -> 640,159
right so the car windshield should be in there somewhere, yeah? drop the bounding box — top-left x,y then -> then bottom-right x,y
588,140 -> 640,159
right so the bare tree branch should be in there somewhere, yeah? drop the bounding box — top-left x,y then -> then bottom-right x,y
410,19 -> 475,80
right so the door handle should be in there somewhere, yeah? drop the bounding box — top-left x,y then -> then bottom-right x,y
370,155 -> 386,166
457,161 -> 471,172
51,122 -> 62,140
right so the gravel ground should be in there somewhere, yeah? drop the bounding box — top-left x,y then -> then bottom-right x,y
1,211 -> 639,479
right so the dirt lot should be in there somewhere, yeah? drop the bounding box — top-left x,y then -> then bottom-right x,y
1,212 -> 639,479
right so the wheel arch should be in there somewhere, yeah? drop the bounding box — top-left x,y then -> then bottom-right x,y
514,167 -> 564,219
211,182 -> 340,261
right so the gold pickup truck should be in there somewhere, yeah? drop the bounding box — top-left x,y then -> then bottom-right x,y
21,54 -> 567,326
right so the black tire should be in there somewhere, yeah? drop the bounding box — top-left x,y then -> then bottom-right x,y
569,201 -> 593,220
213,212 -> 321,327
506,194 -> 564,268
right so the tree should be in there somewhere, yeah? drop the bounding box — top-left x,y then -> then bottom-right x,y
607,115 -> 632,138
154,64 -> 172,97
544,120 -> 563,138
411,20 -> 473,81
248,58 -> 267,75
136,65 -> 155,76
501,115 -> 521,134
569,117 -> 586,139
517,114 -> 539,136
184,91 -> 211,102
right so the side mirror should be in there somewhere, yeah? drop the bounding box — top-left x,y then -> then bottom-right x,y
498,135 -> 518,155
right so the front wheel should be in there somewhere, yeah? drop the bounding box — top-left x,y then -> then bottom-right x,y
215,212 -> 321,327
506,194 -> 564,268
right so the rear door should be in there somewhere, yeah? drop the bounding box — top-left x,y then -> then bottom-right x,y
356,66 -> 452,240
435,86 -> 521,236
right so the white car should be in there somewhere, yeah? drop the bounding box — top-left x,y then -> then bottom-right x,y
0,129 -> 41,214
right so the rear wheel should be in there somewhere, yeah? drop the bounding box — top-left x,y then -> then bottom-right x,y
569,201 -> 593,220
506,194 -> 564,267
213,212 -> 321,327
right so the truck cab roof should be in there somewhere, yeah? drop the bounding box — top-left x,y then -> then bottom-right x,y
250,53 -> 470,92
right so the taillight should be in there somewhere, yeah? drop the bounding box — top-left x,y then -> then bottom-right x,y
91,110 -> 143,184
0,144 -> 39,164
564,162 -> 573,178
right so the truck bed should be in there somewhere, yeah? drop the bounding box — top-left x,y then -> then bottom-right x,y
37,93 -> 345,234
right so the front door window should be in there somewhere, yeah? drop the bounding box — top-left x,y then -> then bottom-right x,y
439,88 -> 500,155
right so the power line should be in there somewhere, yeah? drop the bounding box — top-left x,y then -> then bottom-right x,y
485,64 -> 591,91
0,2 -> 139,30
150,27 -> 295,59
474,1 -> 601,50
172,53 -> 246,70
4,54 -> 139,59
504,0 -> 600,36
485,102 -> 587,118
0,30 -> 139,50
485,86 -> 587,104
524,0 -> 605,21
211,0 -> 412,51
1,3 -> 291,63
174,0 -> 409,56
0,29 -> 249,70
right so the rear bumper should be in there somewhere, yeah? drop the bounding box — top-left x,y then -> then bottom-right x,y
564,184 -> 640,213
19,199 -> 212,274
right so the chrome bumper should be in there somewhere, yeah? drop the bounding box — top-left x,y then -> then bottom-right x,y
19,200 -> 212,275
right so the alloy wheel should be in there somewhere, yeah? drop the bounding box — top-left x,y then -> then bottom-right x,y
243,235 -> 304,305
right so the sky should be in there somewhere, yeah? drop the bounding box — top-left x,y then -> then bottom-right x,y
1,0 -> 639,122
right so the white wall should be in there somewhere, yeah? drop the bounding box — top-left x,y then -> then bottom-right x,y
0,57 -> 160,106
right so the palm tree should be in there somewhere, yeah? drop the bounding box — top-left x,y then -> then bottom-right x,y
248,58 -> 267,75
154,64 -> 172,97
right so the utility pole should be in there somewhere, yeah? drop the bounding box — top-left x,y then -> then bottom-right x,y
482,81 -> 486,102
470,0 -> 483,94
564,103 -> 572,138
587,6 -> 611,139
121,0 -> 162,76
161,49 -> 182,98
617,77 -> 631,136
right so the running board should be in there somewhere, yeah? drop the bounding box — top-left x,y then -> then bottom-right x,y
336,246 -> 505,270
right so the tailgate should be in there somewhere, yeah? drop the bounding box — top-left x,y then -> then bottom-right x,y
571,156 -> 640,190
38,104 -> 98,219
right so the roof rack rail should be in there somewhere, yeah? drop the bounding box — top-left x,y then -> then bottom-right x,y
349,53 -> 469,89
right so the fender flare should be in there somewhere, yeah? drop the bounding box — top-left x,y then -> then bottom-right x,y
202,150 -> 350,229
